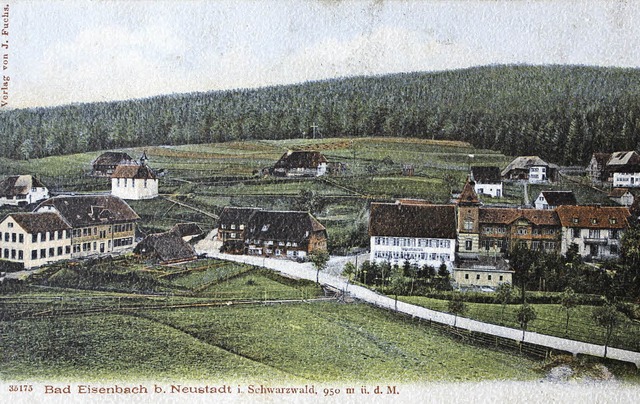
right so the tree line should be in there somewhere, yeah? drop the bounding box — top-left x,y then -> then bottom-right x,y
2,64 -> 640,165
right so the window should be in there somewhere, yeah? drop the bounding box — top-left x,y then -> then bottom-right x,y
499,276 -> 503,281
65,246 -> 71,254
517,227 -> 527,235
465,239 -> 472,251
464,274 -> 469,280
610,218 -> 617,225
31,250 -> 37,260
18,234 -> 23,243
572,217 -> 579,224
572,228 -> 580,238
58,231 -> 63,240
40,249 -> 46,259
488,275 -> 492,280
57,247 -> 63,256
11,233 -> 16,242
464,219 -> 473,231
49,248 -> 55,257
476,274 -> 481,280
144,179 -> 147,188
588,229 -> 601,239
591,218 -> 598,224
7,222 -> 13,228
611,230 -> 619,239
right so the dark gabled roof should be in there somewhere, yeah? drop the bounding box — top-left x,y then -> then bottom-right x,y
501,156 -> 548,176
470,166 -> 501,184
35,195 -> 140,227
171,222 -> 203,238
608,188 -> 632,198
92,152 -> 133,166
555,205 -> 630,229
134,231 -> 196,263
540,191 -> 577,207
369,202 -> 457,239
111,164 -> 156,179
457,181 -> 480,205
273,151 -> 328,169
217,207 -> 262,227
0,175 -> 47,197
4,212 -> 70,233
245,210 -> 326,243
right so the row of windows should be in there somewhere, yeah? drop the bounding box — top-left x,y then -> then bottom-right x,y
116,178 -> 151,188
245,239 -> 299,247
220,223 -> 245,230
373,251 -> 451,262
2,231 -> 72,244
113,223 -> 134,233
572,229 -> 619,239
462,273 -> 504,282
373,237 -> 452,248
482,226 -> 507,234
530,241 -> 557,251
2,245 -> 72,262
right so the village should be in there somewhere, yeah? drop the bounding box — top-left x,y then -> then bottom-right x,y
0,147 -> 637,289
1,138 -> 640,383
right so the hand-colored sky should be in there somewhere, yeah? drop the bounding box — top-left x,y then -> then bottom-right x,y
6,0 -> 640,109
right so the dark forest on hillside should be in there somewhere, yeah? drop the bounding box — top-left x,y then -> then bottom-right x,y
2,64 -> 640,164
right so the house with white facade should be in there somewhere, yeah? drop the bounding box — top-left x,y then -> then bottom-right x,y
607,151 -> 640,188
0,175 -> 49,206
534,191 -> 577,210
555,205 -> 630,260
501,156 -> 555,183
369,201 -> 457,270
452,256 -> 514,289
470,166 -> 502,198
35,195 -> 139,260
0,212 -> 72,269
111,164 -> 158,200
608,188 -> 634,207
272,151 -> 328,177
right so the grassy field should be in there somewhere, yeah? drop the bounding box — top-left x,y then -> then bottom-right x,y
399,296 -> 640,352
0,302 -> 543,382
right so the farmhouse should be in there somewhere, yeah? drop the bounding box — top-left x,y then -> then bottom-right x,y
273,150 -> 328,177
609,151 -> 640,188
534,191 -> 577,210
556,205 -> 630,260
92,151 -> 134,177
134,231 -> 196,264
470,166 -> 502,198
35,195 -> 139,259
244,210 -> 327,259
217,207 -> 326,259
218,207 -> 262,254
588,151 -> 640,187
111,164 -> 158,200
501,156 -> 555,183
0,175 -> 49,206
608,188 -> 634,207
369,201 -> 457,270
0,212 -> 72,269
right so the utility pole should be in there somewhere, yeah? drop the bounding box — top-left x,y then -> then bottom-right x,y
311,123 -> 318,139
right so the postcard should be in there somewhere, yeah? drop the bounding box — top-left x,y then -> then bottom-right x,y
1,1 -> 640,403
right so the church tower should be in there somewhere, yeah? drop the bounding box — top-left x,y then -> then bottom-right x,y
456,180 -> 481,255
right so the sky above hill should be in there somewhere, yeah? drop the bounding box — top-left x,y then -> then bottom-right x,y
5,0 -> 640,109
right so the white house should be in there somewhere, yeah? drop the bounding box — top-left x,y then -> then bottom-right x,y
111,164 -> 158,200
534,191 -> 577,210
0,175 -> 49,206
470,166 -> 502,198
369,201 -> 457,270
0,212 -> 72,269
613,172 -> 640,188
608,188 -> 634,207
555,205 -> 630,260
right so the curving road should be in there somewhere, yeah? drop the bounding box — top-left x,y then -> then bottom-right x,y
197,244 -> 640,368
